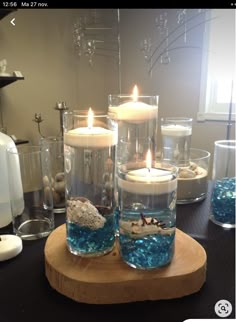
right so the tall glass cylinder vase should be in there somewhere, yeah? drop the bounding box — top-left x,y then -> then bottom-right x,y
63,109 -> 118,257
108,86 -> 159,232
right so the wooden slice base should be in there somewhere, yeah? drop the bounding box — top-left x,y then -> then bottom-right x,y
45,224 -> 207,304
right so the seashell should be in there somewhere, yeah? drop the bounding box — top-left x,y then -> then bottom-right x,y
189,162 -> 198,171
52,189 -> 61,204
178,168 -> 196,178
55,172 -> 64,182
54,181 -> 65,193
44,186 -> 52,203
43,175 -> 50,187
67,199 -> 106,230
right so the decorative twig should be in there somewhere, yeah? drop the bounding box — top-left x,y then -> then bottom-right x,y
33,113 -> 45,138
147,9 -> 210,64
148,16 -> 217,74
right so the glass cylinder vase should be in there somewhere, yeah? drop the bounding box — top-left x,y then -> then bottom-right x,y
63,109 -> 118,257
210,140 -> 235,228
177,148 -> 210,204
161,117 -> 192,167
40,136 -> 65,213
108,87 -> 159,233
117,138 -> 177,270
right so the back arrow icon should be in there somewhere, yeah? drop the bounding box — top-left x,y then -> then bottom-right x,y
10,18 -> 15,26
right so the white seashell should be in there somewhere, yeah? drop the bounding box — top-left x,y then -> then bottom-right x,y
189,162 -> 198,171
178,169 -> 196,178
55,172 -> 64,182
43,175 -> 50,187
67,199 -> 106,230
54,181 -> 65,193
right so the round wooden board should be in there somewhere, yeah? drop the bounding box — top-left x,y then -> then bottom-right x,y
45,224 -> 207,304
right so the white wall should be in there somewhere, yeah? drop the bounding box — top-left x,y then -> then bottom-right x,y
0,9 -> 119,143
0,8 -> 234,174
119,9 -> 235,174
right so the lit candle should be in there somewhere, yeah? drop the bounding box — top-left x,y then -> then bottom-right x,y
161,124 -> 192,136
0,234 -> 23,261
64,108 -> 117,148
109,85 -> 158,124
118,150 -> 177,194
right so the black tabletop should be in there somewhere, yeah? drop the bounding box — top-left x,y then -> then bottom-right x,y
0,187 -> 235,322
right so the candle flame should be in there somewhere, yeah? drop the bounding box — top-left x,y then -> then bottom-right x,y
146,149 -> 152,170
87,107 -> 94,129
132,85 -> 139,102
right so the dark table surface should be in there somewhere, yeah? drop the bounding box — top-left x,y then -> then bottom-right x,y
0,187 -> 235,322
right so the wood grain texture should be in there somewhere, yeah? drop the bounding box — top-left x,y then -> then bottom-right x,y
45,224 -> 207,304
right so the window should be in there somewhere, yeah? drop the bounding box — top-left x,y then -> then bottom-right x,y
198,9 -> 235,121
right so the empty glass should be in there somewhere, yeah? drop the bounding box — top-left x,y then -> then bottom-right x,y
7,145 -> 54,240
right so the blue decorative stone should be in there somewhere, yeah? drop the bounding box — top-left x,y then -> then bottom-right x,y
119,232 -> 175,270
211,177 -> 236,225
66,214 -> 115,256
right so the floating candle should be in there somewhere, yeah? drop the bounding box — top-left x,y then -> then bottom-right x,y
64,108 -> 117,148
109,85 -> 158,123
0,234 -> 23,261
161,124 -> 192,136
118,150 -> 177,195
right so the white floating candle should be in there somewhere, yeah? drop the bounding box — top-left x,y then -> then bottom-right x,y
0,234 -> 23,261
161,124 -> 192,136
118,150 -> 177,195
64,108 -> 117,148
118,169 -> 177,195
109,85 -> 158,124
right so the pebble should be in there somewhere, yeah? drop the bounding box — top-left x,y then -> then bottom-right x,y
178,168 -> 196,178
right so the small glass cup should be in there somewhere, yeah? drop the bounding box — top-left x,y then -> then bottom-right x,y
7,145 -> 54,240
63,109 -> 118,257
210,140 -> 235,228
117,138 -> 177,270
40,136 -> 65,213
176,148 -> 210,204
161,117 -> 192,167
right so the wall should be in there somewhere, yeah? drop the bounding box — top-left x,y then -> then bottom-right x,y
0,8 -> 235,174
0,9 -> 119,143
119,9 -> 235,174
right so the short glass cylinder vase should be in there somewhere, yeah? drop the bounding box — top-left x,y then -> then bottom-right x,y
161,117 -> 192,167
117,139 -> 177,270
63,109 -> 118,257
210,140 -> 235,229
7,145 -> 55,240
176,148 -> 210,204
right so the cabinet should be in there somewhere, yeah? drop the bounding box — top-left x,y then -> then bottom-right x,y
0,10 -> 24,87
0,75 -> 24,88
0,9 -> 28,144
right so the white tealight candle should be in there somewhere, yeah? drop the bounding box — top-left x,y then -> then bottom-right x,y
64,108 -> 118,148
109,85 -> 158,124
126,167 -> 173,183
118,150 -> 177,195
119,169 -> 177,195
0,234 -> 23,261
161,124 -> 192,136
